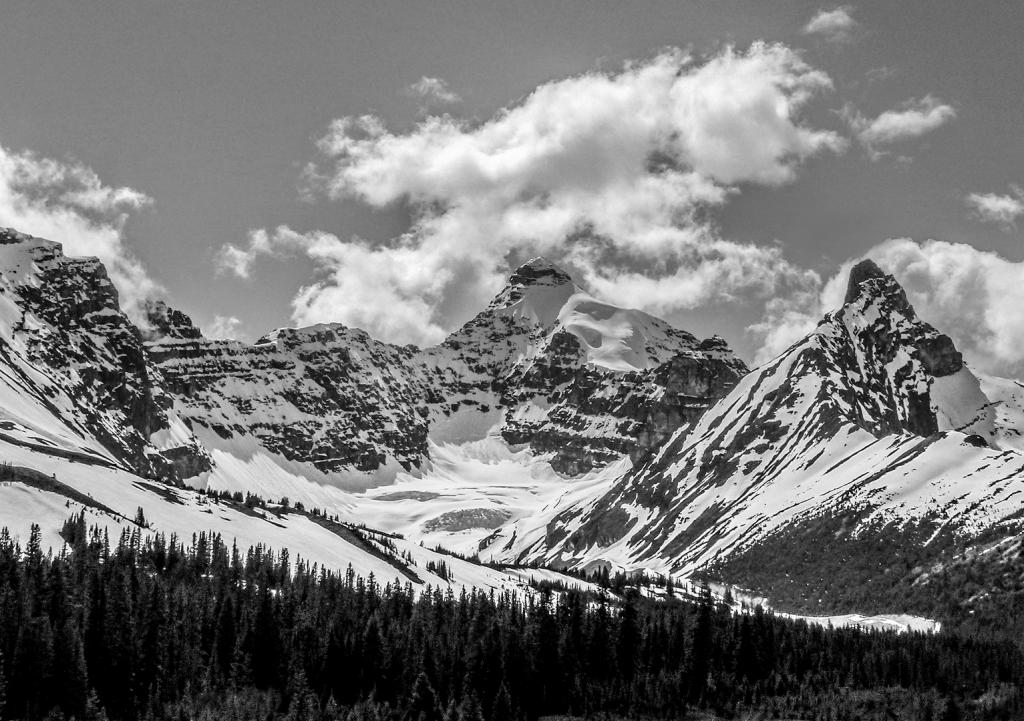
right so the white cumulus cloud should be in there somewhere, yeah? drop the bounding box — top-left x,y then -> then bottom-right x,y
803,7 -> 859,43
845,96 -> 956,158
221,43 -> 843,345
0,141 -> 158,315
966,186 -> 1024,230
750,238 -> 1024,376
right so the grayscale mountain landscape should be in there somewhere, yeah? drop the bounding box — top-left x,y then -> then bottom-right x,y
1,2 -> 1023,720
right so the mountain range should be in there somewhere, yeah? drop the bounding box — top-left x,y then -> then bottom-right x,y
1,224 -> 1022,633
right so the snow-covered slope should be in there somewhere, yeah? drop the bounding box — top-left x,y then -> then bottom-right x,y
504,260 -> 1024,577
0,437 -> 598,598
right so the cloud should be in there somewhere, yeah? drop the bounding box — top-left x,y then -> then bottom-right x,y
845,95 -> 956,157
0,141 -> 158,315
966,186 -> 1024,230
217,227 -> 274,279
803,7 -> 858,43
223,43 -> 843,345
750,238 -> 1024,376
205,315 -> 245,340
404,76 -> 461,105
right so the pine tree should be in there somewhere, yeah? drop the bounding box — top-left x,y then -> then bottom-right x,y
1,512 -> 1023,720
84,690 -> 110,721
688,582 -> 715,705
490,682 -> 513,721
616,589 -> 640,680
52,620 -> 89,719
940,696 -> 962,721
100,568 -> 137,719
12,616 -> 55,719
455,693 -> 484,721
405,671 -> 440,721
0,647 -> 6,720
361,615 -> 384,696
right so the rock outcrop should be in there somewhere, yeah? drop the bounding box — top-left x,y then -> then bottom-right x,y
0,229 -> 201,479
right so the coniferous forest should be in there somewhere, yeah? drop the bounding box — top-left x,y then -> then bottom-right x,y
1,514 -> 1023,721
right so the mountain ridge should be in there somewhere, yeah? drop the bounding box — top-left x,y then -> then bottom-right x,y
3,223 -> 1024,634
0,227 -> 745,487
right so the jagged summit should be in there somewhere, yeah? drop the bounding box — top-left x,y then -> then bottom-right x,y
509,256 -> 574,285
843,258 -> 887,304
143,299 -> 203,341
484,256 -> 579,325
837,258 -> 963,381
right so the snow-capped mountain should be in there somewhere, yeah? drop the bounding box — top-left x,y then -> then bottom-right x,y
424,257 -> 747,473
0,226 -> 742,523
4,223 -> 1024,626
500,259 -> 1024,583
141,251 -> 746,491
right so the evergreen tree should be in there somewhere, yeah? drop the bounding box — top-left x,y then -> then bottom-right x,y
940,696 -> 962,721
616,589 -> 640,680
688,582 -> 715,704
52,620 -> 89,719
0,514 -> 1021,721
405,672 -> 440,721
490,683 -> 513,721
0,647 -> 6,720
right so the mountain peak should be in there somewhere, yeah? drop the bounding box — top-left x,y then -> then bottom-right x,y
476,256 -> 578,323
843,258 -> 888,305
143,300 -> 203,341
507,256 -> 573,288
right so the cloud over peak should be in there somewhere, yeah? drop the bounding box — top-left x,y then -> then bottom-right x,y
0,141 -> 158,316
222,43 -> 842,345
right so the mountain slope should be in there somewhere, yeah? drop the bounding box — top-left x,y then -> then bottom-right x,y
502,260 -> 1024,582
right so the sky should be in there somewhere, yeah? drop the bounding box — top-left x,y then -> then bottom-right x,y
1,0 -> 1023,373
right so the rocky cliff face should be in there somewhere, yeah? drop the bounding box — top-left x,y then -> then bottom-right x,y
499,333 -> 745,473
146,319 -> 437,477
0,229 -> 201,479
836,259 -> 963,437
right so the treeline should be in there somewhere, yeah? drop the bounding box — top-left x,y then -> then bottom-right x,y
0,514 -> 1022,721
